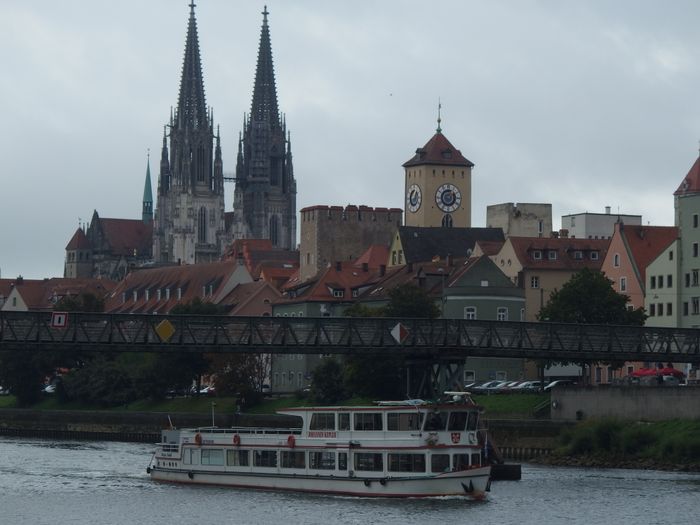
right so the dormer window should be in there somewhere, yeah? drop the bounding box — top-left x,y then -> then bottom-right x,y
441,150 -> 452,159
548,250 -> 557,260
573,251 -> 583,260
533,250 -> 542,260
165,288 -> 171,300
590,251 -> 599,260
177,288 -> 182,300
145,289 -> 150,301
133,290 -> 138,302
157,289 -> 162,301
333,289 -> 344,298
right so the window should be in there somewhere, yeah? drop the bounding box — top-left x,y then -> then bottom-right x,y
448,412 -> 469,431
657,303 -> 664,316
354,453 -> 383,472
533,250 -> 542,260
695,214 -> 699,228
538,220 -> 544,235
686,273 -> 691,287
693,297 -> 700,315
424,412 -> 447,431
613,253 -> 620,267
650,276 -> 656,289
649,304 -> 656,316
590,251 -> 599,261
387,412 -> 423,431
453,453 -> 471,470
464,306 -> 477,320
619,277 -> 627,292
667,275 -> 672,288
197,207 -> 207,243
684,302 -> 689,316
332,289 -> 344,298
669,250 -> 674,261
667,303 -> 673,316
530,276 -> 540,289
441,214 -> 453,228
398,250 -> 403,264
464,370 -> 475,383
354,413 -> 383,431
338,413 -> 350,431
497,307 -> 508,321
694,243 -> 699,257
573,251 -> 583,260
310,413 -> 335,430
548,250 -> 557,260
200,449 -> 224,466
338,453 -> 348,470
388,454 -> 426,473
694,270 -> 699,287
254,450 -> 277,468
309,451 -> 335,470
281,451 -> 306,469
657,275 -> 664,289
431,454 -> 450,473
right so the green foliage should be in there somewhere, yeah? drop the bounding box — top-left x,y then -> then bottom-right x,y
0,351 -> 52,407
60,355 -> 137,407
54,292 -> 105,313
538,268 -> 646,325
384,284 -> 441,319
343,303 -> 384,317
170,297 -> 226,315
210,354 -> 266,409
309,359 -> 346,404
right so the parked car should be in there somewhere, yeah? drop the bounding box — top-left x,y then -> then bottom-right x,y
0,385 -> 9,396
42,384 -> 56,394
544,380 -> 573,391
261,384 -> 271,395
512,380 -> 542,391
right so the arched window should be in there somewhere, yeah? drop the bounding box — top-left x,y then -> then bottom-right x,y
269,215 -> 279,246
198,207 -> 207,243
442,214 -> 453,228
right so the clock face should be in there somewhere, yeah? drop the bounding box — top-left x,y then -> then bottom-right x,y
407,184 -> 422,212
435,183 -> 462,213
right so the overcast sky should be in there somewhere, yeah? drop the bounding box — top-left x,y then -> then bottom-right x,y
2,0 -> 700,279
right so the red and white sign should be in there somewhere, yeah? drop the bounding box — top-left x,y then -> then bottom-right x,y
390,322 -> 410,344
451,432 -> 461,444
50,311 -> 68,329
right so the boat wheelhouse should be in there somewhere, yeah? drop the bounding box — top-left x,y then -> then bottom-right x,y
147,393 -> 491,498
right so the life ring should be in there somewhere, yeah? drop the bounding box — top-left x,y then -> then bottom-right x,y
287,435 -> 296,448
233,434 -> 241,446
194,433 -> 202,446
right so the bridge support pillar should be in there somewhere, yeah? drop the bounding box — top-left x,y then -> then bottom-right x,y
406,359 -> 464,399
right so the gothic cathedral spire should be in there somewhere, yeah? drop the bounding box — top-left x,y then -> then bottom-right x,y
232,6 -> 297,250
142,151 -> 153,224
153,2 -> 227,264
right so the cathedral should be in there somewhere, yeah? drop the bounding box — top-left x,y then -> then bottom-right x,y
153,3 -> 297,265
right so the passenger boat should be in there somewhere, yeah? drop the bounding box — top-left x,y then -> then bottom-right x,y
146,392 -> 491,498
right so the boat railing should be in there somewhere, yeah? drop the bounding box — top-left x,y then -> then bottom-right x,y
193,427 -> 303,436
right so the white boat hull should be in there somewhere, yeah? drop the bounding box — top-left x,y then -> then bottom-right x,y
149,466 -> 491,498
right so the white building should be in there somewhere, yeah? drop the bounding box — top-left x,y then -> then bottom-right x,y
561,207 -> 641,239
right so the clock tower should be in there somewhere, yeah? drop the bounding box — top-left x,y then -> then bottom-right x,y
402,113 -> 473,228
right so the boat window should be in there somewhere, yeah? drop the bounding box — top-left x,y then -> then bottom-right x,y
281,451 -> 306,469
254,450 -> 278,468
309,451 -> 336,470
467,411 -> 478,431
423,411 -> 447,431
201,449 -> 224,466
471,453 -> 481,466
338,452 -> 348,470
388,453 -> 426,473
448,412 -> 469,431
226,449 -> 249,467
309,413 -> 335,430
354,453 -> 383,472
453,453 -> 470,471
387,412 -> 423,431
183,448 -> 197,465
354,413 -> 383,431
338,413 -> 350,431
430,454 -> 450,473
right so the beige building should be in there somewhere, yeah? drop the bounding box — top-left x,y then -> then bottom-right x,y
298,205 -> 401,282
403,124 -> 473,229
486,202 -> 552,238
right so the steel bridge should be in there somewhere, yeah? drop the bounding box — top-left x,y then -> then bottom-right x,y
1,311 -> 698,363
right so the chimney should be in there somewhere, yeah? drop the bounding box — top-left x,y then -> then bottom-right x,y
379,264 -> 386,277
335,261 -> 342,271
605,206 -> 611,215
559,229 -> 569,239
362,262 -> 369,272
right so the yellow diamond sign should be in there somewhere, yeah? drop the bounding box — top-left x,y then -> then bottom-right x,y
155,319 -> 176,343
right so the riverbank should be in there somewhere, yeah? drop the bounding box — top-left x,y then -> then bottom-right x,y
531,453 -> 700,472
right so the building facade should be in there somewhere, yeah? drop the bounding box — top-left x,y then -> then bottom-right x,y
153,4 -> 227,265
675,154 -> 700,329
299,205 -> 401,282
486,202 -> 552,238
561,208 -> 641,239
231,8 -> 297,251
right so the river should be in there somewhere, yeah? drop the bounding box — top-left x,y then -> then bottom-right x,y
0,437 -> 698,525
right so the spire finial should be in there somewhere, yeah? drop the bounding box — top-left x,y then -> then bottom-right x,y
436,98 -> 442,134
189,1 -> 196,15
147,148 -> 150,161
263,5 -> 269,23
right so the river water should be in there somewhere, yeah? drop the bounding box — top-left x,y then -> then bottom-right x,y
0,437 -> 698,525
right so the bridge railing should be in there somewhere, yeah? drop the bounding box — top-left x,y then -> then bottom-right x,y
0,311 -> 699,362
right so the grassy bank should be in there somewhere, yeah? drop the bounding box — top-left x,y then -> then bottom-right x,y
550,419 -> 700,467
472,393 -> 548,416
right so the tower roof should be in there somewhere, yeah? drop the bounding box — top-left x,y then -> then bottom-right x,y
66,228 -> 90,251
143,154 -> 153,204
403,131 -> 474,168
176,2 -> 208,129
250,6 -> 280,124
674,154 -> 700,196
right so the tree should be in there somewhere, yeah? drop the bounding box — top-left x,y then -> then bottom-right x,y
384,284 -> 441,319
308,359 -> 346,404
537,268 -> 646,325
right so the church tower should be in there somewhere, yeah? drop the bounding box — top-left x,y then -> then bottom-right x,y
231,7 -> 297,250
402,109 -> 473,228
142,152 -> 153,224
153,2 -> 226,264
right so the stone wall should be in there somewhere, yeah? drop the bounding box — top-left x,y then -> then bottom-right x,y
551,386 -> 700,421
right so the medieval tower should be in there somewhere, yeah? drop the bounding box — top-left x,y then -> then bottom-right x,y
153,3 -> 227,265
231,7 -> 297,250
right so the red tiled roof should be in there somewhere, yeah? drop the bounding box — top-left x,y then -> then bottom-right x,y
507,237 -> 610,270
99,218 -> 152,257
66,228 -> 90,250
403,132 -> 474,168
620,225 -> 678,284
2,278 -> 116,310
474,240 -> 505,256
218,280 -> 281,316
223,239 -> 299,279
282,261 -> 380,303
353,245 -> 389,270
675,155 -> 700,196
